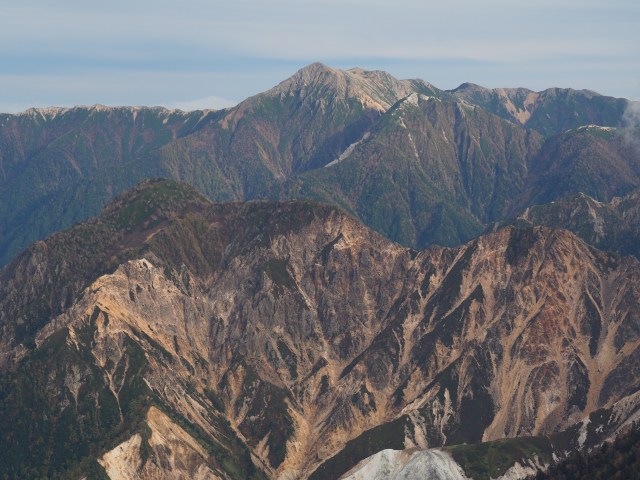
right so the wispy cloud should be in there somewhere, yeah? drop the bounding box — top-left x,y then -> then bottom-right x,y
0,0 -> 638,107
622,101 -> 640,151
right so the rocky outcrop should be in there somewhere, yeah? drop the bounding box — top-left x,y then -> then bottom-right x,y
339,449 -> 469,480
98,407 -> 222,480
1,180 -> 639,478
504,188 -> 640,259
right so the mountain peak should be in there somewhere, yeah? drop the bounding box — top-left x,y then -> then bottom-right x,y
96,179 -> 212,233
449,82 -> 487,94
277,62 -> 341,90
266,63 -> 423,112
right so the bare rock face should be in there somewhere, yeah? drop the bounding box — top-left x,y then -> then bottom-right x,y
508,188 -> 640,259
98,407 -> 222,480
449,82 -> 629,137
1,180 -> 639,479
339,449 -> 470,480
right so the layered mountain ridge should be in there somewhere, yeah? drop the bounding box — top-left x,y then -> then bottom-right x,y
499,188 -> 640,259
1,63 -> 639,267
2,179 -> 639,479
449,82 -> 629,136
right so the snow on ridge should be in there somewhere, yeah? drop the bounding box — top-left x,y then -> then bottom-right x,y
15,104 -> 193,120
401,92 -> 439,107
575,124 -> 617,132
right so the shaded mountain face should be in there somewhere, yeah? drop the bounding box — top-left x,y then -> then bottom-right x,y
519,126 -> 640,209
1,63 -> 638,267
500,188 -> 640,259
0,105 -> 223,266
449,83 -> 630,137
278,93 -> 544,247
2,180 -> 639,479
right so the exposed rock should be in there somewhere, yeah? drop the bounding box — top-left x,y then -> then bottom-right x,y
340,448 -> 469,480
99,407 -> 222,480
1,180 -> 639,478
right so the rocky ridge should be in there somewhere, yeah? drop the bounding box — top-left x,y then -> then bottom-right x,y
1,179 -> 639,479
1,63 -> 638,268
502,188 -> 640,259
449,83 -> 630,137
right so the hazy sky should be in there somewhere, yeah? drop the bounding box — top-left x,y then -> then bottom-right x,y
1,0 -> 638,112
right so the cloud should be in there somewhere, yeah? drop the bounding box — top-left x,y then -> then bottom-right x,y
0,70 -> 266,114
622,100 -> 640,150
2,2 -> 635,64
0,1 -> 638,107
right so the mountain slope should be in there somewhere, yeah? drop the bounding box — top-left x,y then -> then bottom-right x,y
504,188 -> 640,259
0,105 -> 222,266
278,92 -> 544,247
2,64 -> 638,267
152,63 -> 440,197
450,83 -> 630,137
1,179 -> 640,479
519,126 -> 640,209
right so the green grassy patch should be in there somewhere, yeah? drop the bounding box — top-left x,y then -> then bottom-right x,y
447,436 -> 553,480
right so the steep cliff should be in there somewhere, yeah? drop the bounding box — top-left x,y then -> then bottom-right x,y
1,179 -> 639,478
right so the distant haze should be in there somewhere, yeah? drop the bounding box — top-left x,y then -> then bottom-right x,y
1,0 -> 638,113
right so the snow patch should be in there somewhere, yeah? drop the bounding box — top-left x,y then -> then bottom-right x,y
577,416 -> 591,448
577,124 -> 616,132
407,131 -> 420,161
326,132 -> 371,167
405,92 -> 422,106
401,92 -> 439,108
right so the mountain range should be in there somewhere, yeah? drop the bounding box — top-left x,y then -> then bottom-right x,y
1,64 -> 640,479
1,63 -> 639,266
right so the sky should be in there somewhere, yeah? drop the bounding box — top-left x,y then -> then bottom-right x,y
1,0 -> 638,113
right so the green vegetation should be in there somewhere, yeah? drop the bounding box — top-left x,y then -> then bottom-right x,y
531,423 -> 640,479
320,232 -> 344,265
506,227 -> 540,265
0,327 -> 153,479
236,371 -> 294,469
263,258 -> 297,291
309,416 -> 411,480
113,179 -> 205,230
447,436 -> 553,480
204,388 -> 226,413
277,339 -> 298,380
150,401 -> 265,480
